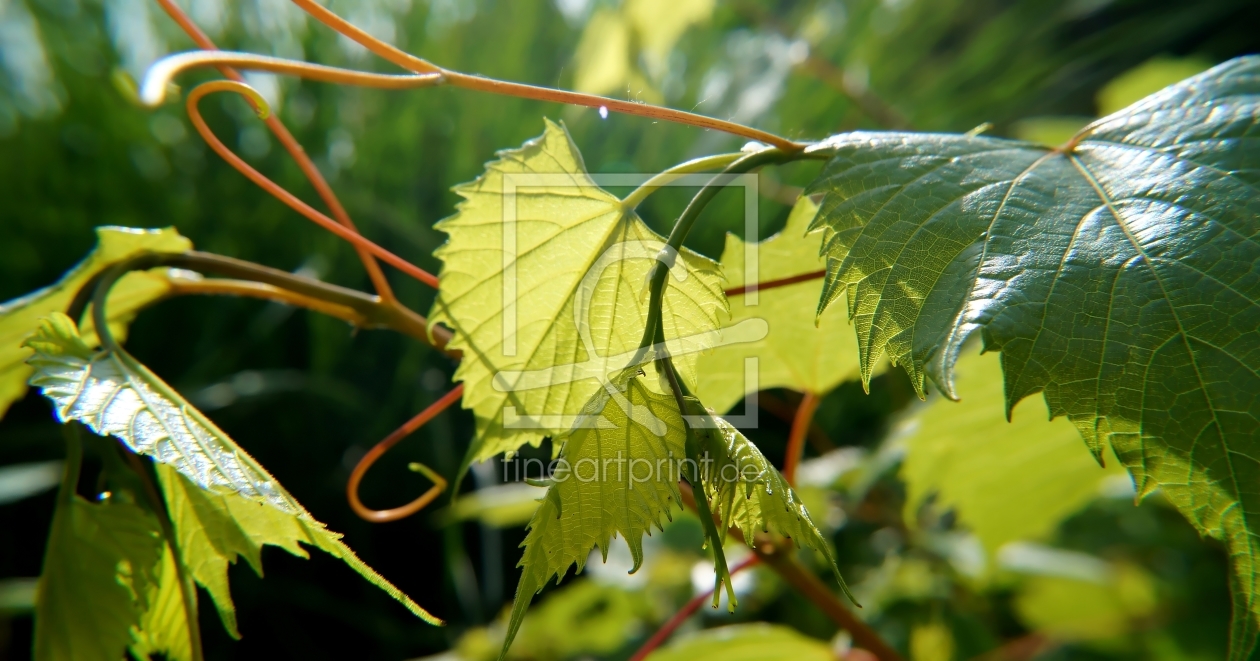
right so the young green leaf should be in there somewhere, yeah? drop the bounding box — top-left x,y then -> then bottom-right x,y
130,546 -> 194,661
695,195 -> 869,413
899,349 -> 1126,555
0,226 -> 189,419
24,314 -> 441,630
429,120 -> 727,470
691,405 -> 853,601
501,366 -> 687,659
644,623 -> 836,661
805,55 -> 1260,658
35,494 -> 164,661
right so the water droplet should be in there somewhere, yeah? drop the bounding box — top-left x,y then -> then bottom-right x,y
599,106 -> 608,119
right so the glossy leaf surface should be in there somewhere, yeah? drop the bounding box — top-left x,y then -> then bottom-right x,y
807,56 -> 1260,657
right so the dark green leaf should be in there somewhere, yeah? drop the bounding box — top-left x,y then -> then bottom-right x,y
806,55 -> 1260,659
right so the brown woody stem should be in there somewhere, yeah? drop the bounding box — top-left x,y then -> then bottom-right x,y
676,482 -> 905,661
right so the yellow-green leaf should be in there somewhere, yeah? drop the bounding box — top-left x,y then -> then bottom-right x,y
0,226 -> 189,418
899,349 -> 1126,555
24,314 -> 440,632
692,405 -> 850,599
35,493 -> 163,661
502,366 -> 687,658
1014,563 -> 1158,642
645,623 -> 834,661
695,195 -> 867,413
130,546 -> 193,661
430,120 -> 727,468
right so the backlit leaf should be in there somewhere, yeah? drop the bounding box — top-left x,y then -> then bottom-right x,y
899,349 -> 1126,554
691,405 -> 850,599
129,546 -> 193,661
24,314 -> 440,632
501,366 -> 687,658
35,493 -> 163,661
1014,563 -> 1158,642
806,56 -> 1260,658
695,195 -> 866,413
644,623 -> 834,661
430,120 -> 727,468
0,226 -> 189,418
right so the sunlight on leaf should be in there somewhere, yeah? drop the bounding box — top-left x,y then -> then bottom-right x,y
24,314 -> 441,631
502,366 -> 687,659
572,9 -> 631,96
807,56 -> 1260,658
691,405 -> 850,599
1097,56 -> 1213,116
1015,563 -> 1158,642
130,546 -> 193,661
696,195 -> 868,413
430,120 -> 727,470
0,226 -> 188,418
899,350 -> 1126,555
35,494 -> 163,661
645,623 -> 834,661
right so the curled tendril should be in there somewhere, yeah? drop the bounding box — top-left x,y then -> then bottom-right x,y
142,51 -> 444,107
347,385 -> 464,522
185,80 -> 441,288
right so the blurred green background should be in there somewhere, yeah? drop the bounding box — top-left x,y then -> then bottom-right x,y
1,0 -> 1258,659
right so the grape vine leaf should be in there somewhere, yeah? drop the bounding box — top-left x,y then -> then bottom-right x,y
805,56 -> 1260,658
501,366 -> 687,658
129,546 -> 194,661
429,120 -> 727,470
644,623 -> 836,661
35,491 -> 163,661
0,226 -> 189,419
690,405 -> 852,601
24,313 -> 441,631
695,195 -> 869,413
899,349 -> 1126,555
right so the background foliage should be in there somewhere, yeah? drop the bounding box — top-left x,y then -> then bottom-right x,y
1,0 -> 1259,659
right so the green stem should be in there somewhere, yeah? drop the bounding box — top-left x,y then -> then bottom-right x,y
123,451 -> 205,661
657,354 -> 737,610
67,250 -> 454,354
57,424 -> 84,506
634,148 -> 813,358
620,153 -> 744,210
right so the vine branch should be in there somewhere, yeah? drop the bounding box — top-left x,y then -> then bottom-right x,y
287,0 -> 806,151
628,555 -> 761,661
153,0 -> 400,301
783,391 -> 821,485
676,482 -> 904,661
67,250 -> 456,356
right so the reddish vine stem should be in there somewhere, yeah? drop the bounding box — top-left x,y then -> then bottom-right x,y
784,391 -> 821,485
286,0 -> 806,151
725,269 -> 826,297
676,483 -> 904,661
629,555 -> 761,661
347,385 -> 464,522
153,0 -> 400,302
185,81 -> 441,289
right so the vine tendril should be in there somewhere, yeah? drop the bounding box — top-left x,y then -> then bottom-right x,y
347,386 -> 464,522
185,80 -> 442,289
